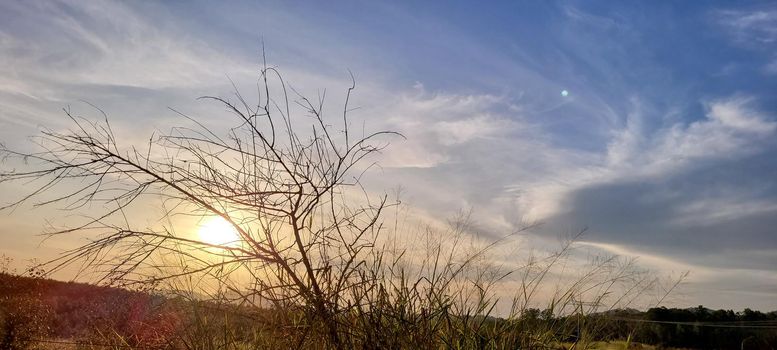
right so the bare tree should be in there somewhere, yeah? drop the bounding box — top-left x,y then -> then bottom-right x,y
0,59 -> 680,349
0,60 -> 400,348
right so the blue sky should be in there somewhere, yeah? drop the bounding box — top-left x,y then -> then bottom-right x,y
0,1 -> 776,310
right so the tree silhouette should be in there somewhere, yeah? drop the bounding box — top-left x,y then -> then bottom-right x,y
0,61 -> 400,347
0,60 -> 681,349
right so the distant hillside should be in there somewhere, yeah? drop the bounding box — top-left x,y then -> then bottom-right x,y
0,272 -> 182,348
0,272 -> 282,349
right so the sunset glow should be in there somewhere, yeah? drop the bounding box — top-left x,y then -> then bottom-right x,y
198,216 -> 240,246
1,1 -> 776,336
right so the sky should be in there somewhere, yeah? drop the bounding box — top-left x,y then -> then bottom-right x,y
0,0 -> 776,310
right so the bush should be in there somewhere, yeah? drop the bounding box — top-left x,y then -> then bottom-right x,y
0,271 -> 51,350
1,61 -> 670,349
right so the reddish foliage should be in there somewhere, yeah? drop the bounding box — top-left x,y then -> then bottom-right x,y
0,273 -> 183,348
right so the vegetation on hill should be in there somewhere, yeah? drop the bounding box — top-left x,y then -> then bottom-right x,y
596,306 -> 777,349
2,272 -> 776,349
0,63 -> 663,349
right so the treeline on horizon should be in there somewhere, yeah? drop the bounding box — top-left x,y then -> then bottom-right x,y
2,271 -> 776,349
586,306 -> 777,349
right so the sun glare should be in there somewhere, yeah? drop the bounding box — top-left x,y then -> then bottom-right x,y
198,216 -> 240,246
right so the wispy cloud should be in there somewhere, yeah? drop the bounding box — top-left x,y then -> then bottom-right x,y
716,8 -> 777,45
0,1 -> 252,90
1,0 -> 776,310
715,6 -> 777,75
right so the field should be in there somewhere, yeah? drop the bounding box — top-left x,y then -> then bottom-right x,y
3,272 -> 776,349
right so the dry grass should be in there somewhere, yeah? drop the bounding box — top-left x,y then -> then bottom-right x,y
0,60 -> 679,349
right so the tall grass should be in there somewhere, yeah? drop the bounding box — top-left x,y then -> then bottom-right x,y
0,60 -> 680,349
128,214 -> 672,350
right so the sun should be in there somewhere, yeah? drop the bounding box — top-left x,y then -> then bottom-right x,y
198,216 -> 240,246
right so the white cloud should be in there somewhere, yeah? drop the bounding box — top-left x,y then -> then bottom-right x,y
577,240 -> 777,310
577,241 -> 706,276
706,97 -> 777,133
672,197 -> 777,227
374,89 -> 523,168
435,114 -> 512,145
716,8 -> 777,44
646,97 -> 775,169
372,92 -> 775,228
510,96 -> 775,222
605,99 -> 645,168
0,1 -> 253,90
715,7 -> 777,74
606,97 -> 775,178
